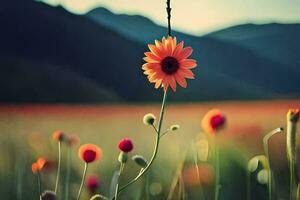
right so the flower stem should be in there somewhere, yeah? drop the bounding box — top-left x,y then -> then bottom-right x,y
263,127 -> 283,200
64,147 -> 71,200
55,141 -> 62,194
113,90 -> 168,199
114,163 -> 125,200
37,172 -> 42,200
287,118 -> 297,200
290,161 -> 295,200
297,182 -> 300,200
77,163 -> 88,200
166,0 -> 172,36
246,171 -> 251,200
214,140 -> 220,200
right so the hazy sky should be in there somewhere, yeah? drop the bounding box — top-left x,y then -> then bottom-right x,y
43,0 -> 300,35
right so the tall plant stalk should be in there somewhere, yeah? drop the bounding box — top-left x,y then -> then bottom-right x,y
263,127 -> 283,200
287,110 -> 299,200
77,163 -> 88,200
55,141 -> 62,194
114,90 -> 167,199
214,139 -> 220,200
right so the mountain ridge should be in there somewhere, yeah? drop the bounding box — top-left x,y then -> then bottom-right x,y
0,1 -> 299,102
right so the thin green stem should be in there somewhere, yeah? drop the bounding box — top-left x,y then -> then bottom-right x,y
64,147 -> 71,200
290,161 -> 295,200
246,171 -> 251,200
192,143 -> 206,200
113,90 -> 167,199
145,172 -> 150,200
263,127 -> 283,200
159,129 -> 170,138
151,124 -> 159,134
297,182 -> 300,200
114,163 -> 125,200
55,141 -> 61,194
214,141 -> 220,200
77,163 -> 88,200
37,172 -> 42,200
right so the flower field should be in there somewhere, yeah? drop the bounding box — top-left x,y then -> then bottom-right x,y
0,101 -> 299,200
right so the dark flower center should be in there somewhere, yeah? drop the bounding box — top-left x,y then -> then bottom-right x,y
161,56 -> 179,75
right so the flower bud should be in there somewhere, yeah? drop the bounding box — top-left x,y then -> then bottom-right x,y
170,124 -> 180,131
86,175 -> 99,194
41,190 -> 56,200
143,113 -> 156,126
118,138 -> 134,153
287,109 -> 299,162
118,152 -> 128,164
52,130 -> 65,142
257,169 -> 269,185
247,155 -> 268,173
201,109 -> 226,134
132,155 -> 148,168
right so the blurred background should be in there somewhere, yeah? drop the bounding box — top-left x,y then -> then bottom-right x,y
0,0 -> 300,199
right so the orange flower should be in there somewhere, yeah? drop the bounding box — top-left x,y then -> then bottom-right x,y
78,144 -> 102,163
201,109 -> 226,134
32,162 -> 40,174
143,36 -> 197,92
67,134 -> 80,146
52,130 -> 65,142
32,157 -> 47,174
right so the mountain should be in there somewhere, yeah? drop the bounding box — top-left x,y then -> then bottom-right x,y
87,8 -> 300,99
0,0 -> 159,103
0,1 -> 300,103
87,7 -> 168,43
207,23 -> 300,68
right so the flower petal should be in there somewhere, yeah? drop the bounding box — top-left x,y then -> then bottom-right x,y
144,52 -> 161,61
169,76 -> 177,91
165,37 -> 173,56
180,59 -> 197,69
175,73 -> 187,88
148,44 -> 164,57
155,79 -> 163,89
178,68 -> 195,79
155,40 -> 167,56
173,41 -> 184,57
142,63 -> 160,70
177,47 -> 193,61
143,56 -> 159,63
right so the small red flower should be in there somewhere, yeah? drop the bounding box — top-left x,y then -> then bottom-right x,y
78,144 -> 102,163
52,130 -> 65,142
118,138 -> 134,153
201,109 -> 226,134
86,175 -> 99,194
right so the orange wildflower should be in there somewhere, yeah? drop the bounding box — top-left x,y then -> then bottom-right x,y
201,109 -> 226,134
32,157 -> 47,174
78,144 -> 102,163
52,130 -> 65,142
143,36 -> 197,92
32,162 -> 40,174
67,134 -> 80,146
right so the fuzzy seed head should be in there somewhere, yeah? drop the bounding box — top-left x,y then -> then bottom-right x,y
143,113 -> 156,126
41,190 -> 56,200
170,124 -> 180,131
